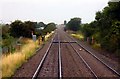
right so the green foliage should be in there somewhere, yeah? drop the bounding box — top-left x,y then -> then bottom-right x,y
81,2 -> 120,54
10,20 -> 56,38
23,21 -> 35,37
43,22 -> 56,34
97,2 -> 120,52
10,20 -> 25,37
107,21 -> 120,52
81,21 -> 97,41
2,34 -> 16,53
35,22 -> 46,28
35,22 -> 46,36
10,20 -> 35,38
2,20 -> 56,55
66,17 -> 81,31
2,34 -> 14,47
82,23 -> 95,37
2,24 -> 10,39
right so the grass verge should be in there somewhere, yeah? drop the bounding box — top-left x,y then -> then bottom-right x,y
2,39 -> 38,78
92,43 -> 101,50
2,31 -> 54,78
71,33 -> 84,40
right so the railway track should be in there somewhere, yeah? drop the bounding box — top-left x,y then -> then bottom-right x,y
60,28 -> 120,78
32,27 -> 120,78
32,32 -> 62,79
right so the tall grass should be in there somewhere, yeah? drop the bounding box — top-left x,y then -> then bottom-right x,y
71,33 -> 84,40
2,31 -> 54,78
45,31 -> 54,41
2,39 -> 38,78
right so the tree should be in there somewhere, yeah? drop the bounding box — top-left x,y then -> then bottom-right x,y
80,1 -> 120,54
81,1 -> 120,53
36,22 -> 46,28
43,23 -> 56,34
23,21 -> 35,37
10,20 -> 24,38
64,20 -> 67,25
66,17 -> 81,31
35,22 -> 46,36
96,2 -> 120,52
10,20 -> 36,38
2,24 -> 10,39
101,21 -> 120,52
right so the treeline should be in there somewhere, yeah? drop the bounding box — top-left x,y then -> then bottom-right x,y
66,2 -> 120,55
82,2 -> 120,53
1,20 -> 56,53
10,20 -> 56,38
2,20 -> 56,39
65,17 -> 81,31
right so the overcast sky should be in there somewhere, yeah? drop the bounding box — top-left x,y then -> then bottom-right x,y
0,0 -> 109,24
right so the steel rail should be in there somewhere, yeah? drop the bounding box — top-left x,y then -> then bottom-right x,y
64,31 -> 120,77
32,33 -> 56,79
58,34 -> 62,79
76,41 -> 120,77
52,41 -> 76,43
69,42 -> 98,79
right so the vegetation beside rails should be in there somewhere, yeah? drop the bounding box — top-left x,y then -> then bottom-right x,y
70,32 -> 101,49
70,31 -> 84,41
91,43 -> 101,50
70,32 -> 120,63
1,20 -> 56,55
2,31 -> 54,78
65,2 -> 120,57
2,38 -> 38,78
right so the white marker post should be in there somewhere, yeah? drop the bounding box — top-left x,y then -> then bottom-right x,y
32,31 -> 36,42
32,35 -> 36,42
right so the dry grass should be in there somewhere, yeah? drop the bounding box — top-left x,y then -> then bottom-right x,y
2,39 -> 37,77
71,33 -> 84,40
2,32 -> 54,78
92,43 -> 101,49
0,55 -> 2,79
45,31 -> 54,41
2,53 -> 25,77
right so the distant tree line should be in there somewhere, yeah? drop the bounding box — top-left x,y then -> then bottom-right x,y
65,17 -> 81,31
10,20 -> 56,38
1,20 -> 56,53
